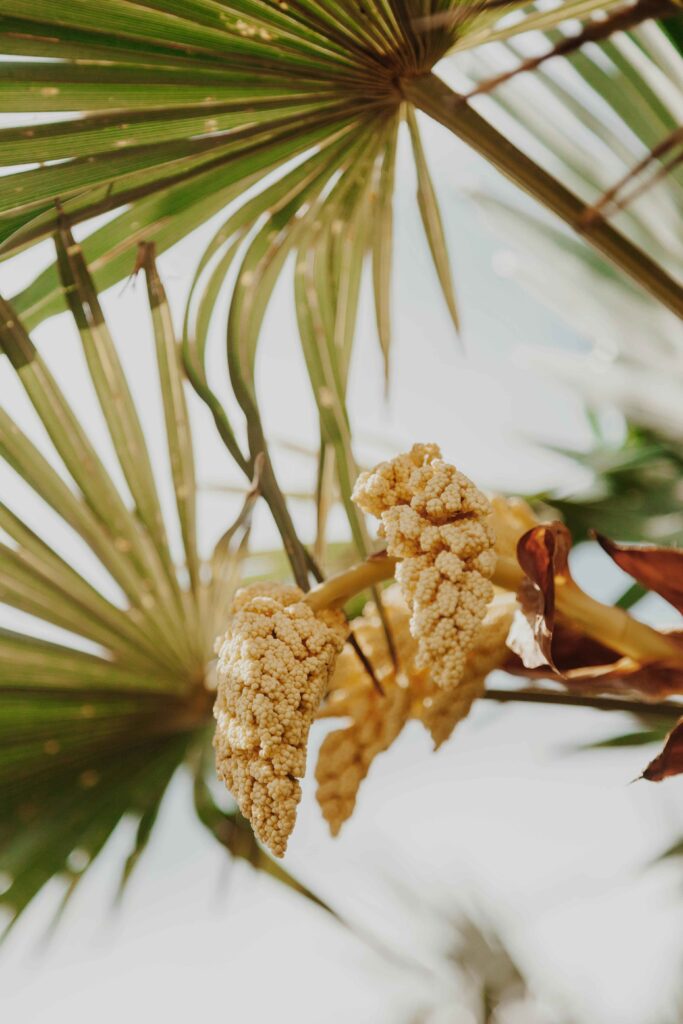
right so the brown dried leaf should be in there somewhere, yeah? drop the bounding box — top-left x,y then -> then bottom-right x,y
505,622 -> 683,700
505,527 -> 683,700
642,718 -> 683,781
579,660 -> 683,701
508,522 -> 572,670
543,620 -> 618,672
595,533 -> 683,614
505,651 -> 683,701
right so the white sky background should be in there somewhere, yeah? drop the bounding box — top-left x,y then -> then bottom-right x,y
1,90 -> 683,1024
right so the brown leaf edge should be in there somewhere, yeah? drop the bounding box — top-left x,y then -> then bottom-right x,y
507,526 -> 683,700
507,521 -> 573,671
642,717 -> 683,781
504,635 -> 683,701
594,532 -> 683,615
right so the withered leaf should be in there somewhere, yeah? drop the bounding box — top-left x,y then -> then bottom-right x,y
642,718 -> 683,781
547,621 -> 618,672
507,522 -> 572,671
595,533 -> 683,615
507,525 -> 683,699
505,647 -> 683,701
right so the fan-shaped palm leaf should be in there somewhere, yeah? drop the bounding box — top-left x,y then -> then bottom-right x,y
1,0 -> 682,336
3,3 -> 682,573
0,229 -> 319,933
462,19 -> 683,412
458,17 -> 683,541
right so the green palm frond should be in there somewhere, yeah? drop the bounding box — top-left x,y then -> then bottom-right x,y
462,17 -> 683,451
536,426 -> 683,545
1,3 -> 681,342
2,0 -> 683,936
4,1 -> 680,562
465,15 -> 683,286
0,231 -> 317,933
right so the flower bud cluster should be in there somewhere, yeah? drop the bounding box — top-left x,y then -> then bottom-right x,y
314,592 -> 421,836
419,591 -> 517,748
315,586 -> 515,833
353,444 -> 495,688
213,582 -> 347,857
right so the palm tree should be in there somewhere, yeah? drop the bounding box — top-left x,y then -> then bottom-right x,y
1,1 -> 682,932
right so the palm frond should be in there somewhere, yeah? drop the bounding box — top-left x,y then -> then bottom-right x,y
461,17 -> 683,445
1,3 -> 680,375
2,4 -> 682,570
0,237 -> 312,932
537,427 -> 683,545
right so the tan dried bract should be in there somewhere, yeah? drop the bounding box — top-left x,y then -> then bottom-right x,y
315,592 -> 417,836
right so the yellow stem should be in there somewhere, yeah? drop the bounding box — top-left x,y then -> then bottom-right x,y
490,552 -> 683,666
554,577 -> 683,664
305,555 -> 397,611
306,549 -> 683,668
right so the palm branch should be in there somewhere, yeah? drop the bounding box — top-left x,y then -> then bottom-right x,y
455,16 -> 683,539
3,1 -> 681,569
0,230 -> 323,935
534,426 -> 683,547
1,0 -> 682,341
464,15 -> 683,304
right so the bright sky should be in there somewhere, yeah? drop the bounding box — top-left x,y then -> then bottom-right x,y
1,99 -> 682,1024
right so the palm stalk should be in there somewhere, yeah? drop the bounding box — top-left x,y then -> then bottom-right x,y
401,71 -> 683,318
304,548 -> 683,666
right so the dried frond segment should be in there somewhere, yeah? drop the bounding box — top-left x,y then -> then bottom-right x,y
353,444 -> 495,688
315,592 -> 420,836
213,582 -> 347,857
316,657 -> 411,836
315,586 -> 516,833
419,591 -> 517,748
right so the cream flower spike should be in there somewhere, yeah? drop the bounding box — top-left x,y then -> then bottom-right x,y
418,590 -> 517,748
315,649 -> 411,837
353,444 -> 496,689
213,582 -> 347,857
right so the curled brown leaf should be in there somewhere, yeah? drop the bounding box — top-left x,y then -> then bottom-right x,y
642,718 -> 683,781
595,533 -> 683,615
505,645 -> 683,702
507,522 -> 572,671
503,523 -> 683,704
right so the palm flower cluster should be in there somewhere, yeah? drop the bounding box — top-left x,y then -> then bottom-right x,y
419,590 -> 517,748
212,448 -> 515,850
213,582 -> 347,856
211,443 -> 683,855
353,443 -> 496,688
315,589 -> 417,836
315,586 -> 516,835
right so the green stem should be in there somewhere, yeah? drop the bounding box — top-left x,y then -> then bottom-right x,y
401,72 -> 683,320
258,450 -> 312,591
482,686 -> 683,719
